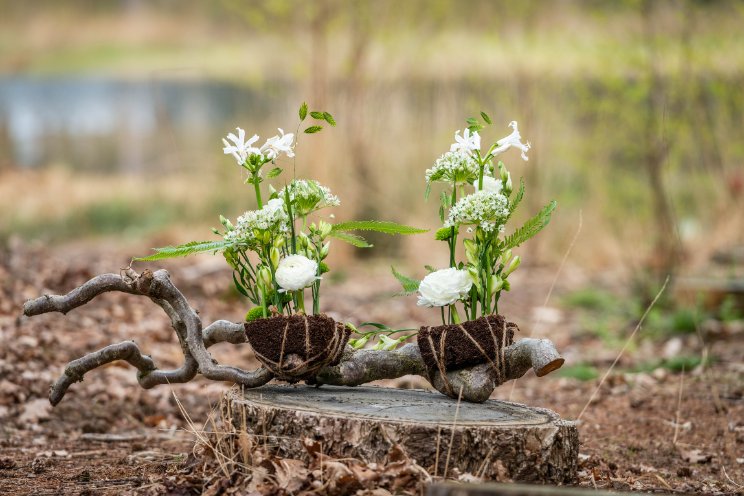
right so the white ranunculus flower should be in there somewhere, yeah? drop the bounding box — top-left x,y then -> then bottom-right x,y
492,121 -> 531,161
417,268 -> 473,307
474,175 -> 503,194
275,255 -> 319,292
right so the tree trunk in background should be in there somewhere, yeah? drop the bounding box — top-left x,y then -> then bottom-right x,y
641,0 -> 682,299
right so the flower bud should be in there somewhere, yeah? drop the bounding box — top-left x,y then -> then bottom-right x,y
373,335 -> 399,351
259,267 -> 273,288
319,220 -> 333,238
298,232 -> 309,248
320,241 -> 330,259
219,215 -> 234,231
270,247 -> 281,268
349,335 -> 369,350
504,255 -> 521,276
500,249 -> 513,265
491,274 -> 504,292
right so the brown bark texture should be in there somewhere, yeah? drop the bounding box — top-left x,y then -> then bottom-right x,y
225,385 -> 579,484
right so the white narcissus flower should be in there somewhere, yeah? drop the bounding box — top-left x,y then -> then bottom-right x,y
275,254 -> 319,292
261,128 -> 295,160
450,129 -> 481,155
474,175 -> 503,194
493,121 -> 531,161
417,268 -> 473,307
222,127 -> 260,165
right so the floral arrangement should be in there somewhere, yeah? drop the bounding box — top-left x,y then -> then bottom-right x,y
136,103 -> 424,320
393,115 -> 556,326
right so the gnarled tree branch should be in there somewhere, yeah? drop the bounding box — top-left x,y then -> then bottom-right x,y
23,269 -> 563,405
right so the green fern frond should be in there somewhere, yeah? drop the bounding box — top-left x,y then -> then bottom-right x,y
391,266 -> 420,295
332,220 -> 427,235
501,200 -> 557,250
328,231 -> 372,248
509,178 -> 525,215
134,240 -> 232,261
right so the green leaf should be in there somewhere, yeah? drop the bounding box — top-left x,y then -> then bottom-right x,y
480,111 -> 492,124
391,266 -> 420,295
328,231 -> 372,248
466,117 -> 479,125
332,220 -> 428,235
500,200 -> 557,250
299,102 -> 308,121
322,112 -> 336,126
309,111 -> 324,119
424,181 -> 432,200
319,261 -> 330,274
509,177 -> 526,214
232,273 -> 251,298
435,226 -> 453,241
467,124 -> 484,134
304,125 -> 323,134
134,240 -> 232,261
267,167 -> 283,178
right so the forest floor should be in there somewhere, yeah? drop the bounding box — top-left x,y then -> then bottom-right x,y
0,239 -> 742,495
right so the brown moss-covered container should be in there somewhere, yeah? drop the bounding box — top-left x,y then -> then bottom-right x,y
245,314 -> 351,382
417,314 -> 517,383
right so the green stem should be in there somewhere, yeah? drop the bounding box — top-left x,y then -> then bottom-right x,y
450,304 -> 462,324
253,175 -> 263,208
297,289 -> 306,313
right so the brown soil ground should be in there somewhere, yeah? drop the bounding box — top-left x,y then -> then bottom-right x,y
1,240 -> 742,495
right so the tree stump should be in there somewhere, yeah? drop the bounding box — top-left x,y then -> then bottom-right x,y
224,385 -> 578,483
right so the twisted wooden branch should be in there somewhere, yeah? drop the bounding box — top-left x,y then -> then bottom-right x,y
22,269 -> 564,405
23,269 -> 271,405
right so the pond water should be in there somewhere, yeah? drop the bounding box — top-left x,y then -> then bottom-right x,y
0,77 -> 292,172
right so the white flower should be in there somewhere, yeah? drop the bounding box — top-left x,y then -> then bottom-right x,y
425,151 -> 479,185
222,127 -> 260,165
223,198 -> 289,244
445,190 -> 509,233
417,268 -> 473,307
279,179 -> 340,216
275,254 -> 319,291
493,121 -> 531,161
450,129 -> 481,155
261,128 -> 295,160
473,175 -> 503,194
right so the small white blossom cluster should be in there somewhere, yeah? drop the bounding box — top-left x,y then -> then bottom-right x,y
224,198 -> 288,244
417,268 -> 473,307
425,151 -> 480,185
222,127 -> 295,165
445,190 -> 509,233
279,179 -> 340,216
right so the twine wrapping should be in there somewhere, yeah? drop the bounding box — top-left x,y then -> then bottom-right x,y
245,314 -> 351,381
417,314 -> 517,392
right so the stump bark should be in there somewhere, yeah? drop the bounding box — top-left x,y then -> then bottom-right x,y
225,385 -> 578,483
